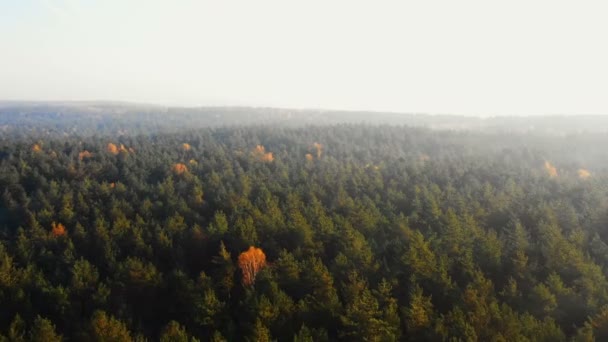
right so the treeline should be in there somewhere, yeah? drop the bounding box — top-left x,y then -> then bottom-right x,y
2,125 -> 608,340
4,102 -> 608,136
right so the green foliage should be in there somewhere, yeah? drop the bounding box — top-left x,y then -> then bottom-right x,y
160,321 -> 198,342
404,284 -> 433,336
250,318 -> 271,342
1,123 -> 608,340
29,316 -> 62,342
89,310 -> 132,342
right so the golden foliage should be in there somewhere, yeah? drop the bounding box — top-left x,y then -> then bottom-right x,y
172,163 -> 188,175
107,143 -> 130,155
254,145 -> 265,154
107,143 -> 119,155
578,169 -> 591,179
31,144 -> 42,152
261,152 -> 274,162
238,246 -> 267,286
78,150 -> 93,160
313,142 -> 323,158
51,222 -> 67,237
544,161 -> 558,178
182,143 -> 192,151
418,154 -> 430,162
189,159 -> 198,166
252,145 -> 274,162
305,153 -> 314,162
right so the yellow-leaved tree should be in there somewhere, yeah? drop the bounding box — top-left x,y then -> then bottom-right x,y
238,246 -> 266,286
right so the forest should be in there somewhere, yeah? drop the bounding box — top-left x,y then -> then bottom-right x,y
2,108 -> 608,340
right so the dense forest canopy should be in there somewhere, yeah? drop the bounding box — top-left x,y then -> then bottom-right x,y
2,105 -> 608,340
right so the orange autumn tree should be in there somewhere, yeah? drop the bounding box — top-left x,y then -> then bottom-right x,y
51,222 -> 67,237
107,143 -> 119,155
172,163 -> 188,175
313,142 -> 323,158
107,143 -> 129,155
578,168 -> 591,179
261,152 -> 274,162
253,145 -> 265,156
78,150 -> 93,160
544,161 -> 558,178
182,143 -> 192,151
251,145 -> 274,162
238,246 -> 267,286
418,154 -> 430,162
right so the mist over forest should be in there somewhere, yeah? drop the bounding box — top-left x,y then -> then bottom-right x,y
3,101 -> 608,135
2,103 -> 608,340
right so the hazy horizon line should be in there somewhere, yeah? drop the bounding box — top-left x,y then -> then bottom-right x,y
2,99 -> 608,119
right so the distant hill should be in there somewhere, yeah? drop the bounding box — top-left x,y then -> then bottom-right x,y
1,101 -> 607,136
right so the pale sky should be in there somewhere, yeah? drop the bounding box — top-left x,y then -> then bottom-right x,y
1,0 -> 607,116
